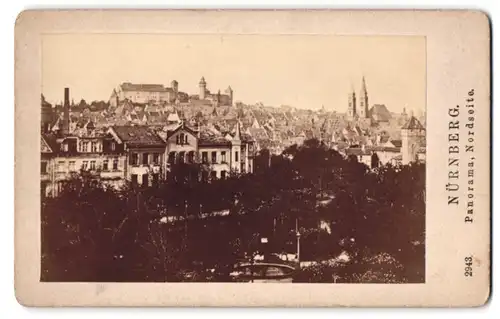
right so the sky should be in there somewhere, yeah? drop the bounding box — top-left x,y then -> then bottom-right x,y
42,34 -> 425,113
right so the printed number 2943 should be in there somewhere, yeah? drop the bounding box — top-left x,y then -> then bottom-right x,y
464,256 -> 473,277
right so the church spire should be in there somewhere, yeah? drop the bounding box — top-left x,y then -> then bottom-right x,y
359,76 -> 369,118
361,76 -> 367,94
234,120 -> 241,141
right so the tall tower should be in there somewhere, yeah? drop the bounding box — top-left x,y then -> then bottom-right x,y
359,76 -> 369,118
171,80 -> 179,101
226,85 -> 233,106
231,121 -> 242,173
199,77 -> 207,100
401,116 -> 425,164
347,84 -> 357,118
62,87 -> 70,136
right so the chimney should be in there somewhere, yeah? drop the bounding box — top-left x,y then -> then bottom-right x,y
62,87 -> 70,135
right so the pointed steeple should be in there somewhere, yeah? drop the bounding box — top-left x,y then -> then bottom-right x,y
234,120 -> 241,141
359,76 -> 369,118
361,76 -> 367,94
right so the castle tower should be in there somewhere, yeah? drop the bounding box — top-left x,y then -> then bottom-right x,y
231,121 -> 242,173
359,76 -> 369,118
171,80 -> 179,101
226,85 -> 233,106
199,77 -> 207,100
347,84 -> 357,118
216,89 -> 221,107
401,116 -> 425,164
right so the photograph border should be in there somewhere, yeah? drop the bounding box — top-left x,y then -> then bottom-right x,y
15,9 -> 490,307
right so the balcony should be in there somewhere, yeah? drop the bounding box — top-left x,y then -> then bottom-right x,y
100,169 -> 124,180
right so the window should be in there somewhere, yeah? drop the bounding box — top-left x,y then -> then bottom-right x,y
211,151 -> 217,164
82,161 -> 88,170
201,170 -> 209,182
185,135 -> 188,144
113,158 -> 118,170
83,142 -> 90,152
188,151 -> 195,163
142,153 -> 149,165
177,133 -> 185,145
153,153 -> 159,165
103,159 -> 109,171
210,171 -> 217,180
131,174 -> 138,185
142,174 -> 149,186
202,152 -> 208,164
90,160 -> 96,171
235,151 -> 239,162
41,161 -> 48,174
179,151 -> 185,164
91,142 -> 98,152
69,161 -> 76,172
130,153 -> 138,165
111,142 -> 116,151
221,151 -> 226,163
152,173 -> 159,186
221,170 -> 227,180
168,152 -> 176,164
57,161 -> 65,172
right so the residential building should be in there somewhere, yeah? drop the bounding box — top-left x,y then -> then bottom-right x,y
107,125 -> 167,187
164,121 -> 255,179
41,133 -> 126,197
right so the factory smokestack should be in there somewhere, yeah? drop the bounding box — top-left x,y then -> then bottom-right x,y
62,87 -> 70,135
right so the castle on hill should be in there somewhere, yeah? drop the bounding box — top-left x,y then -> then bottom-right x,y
109,77 -> 233,108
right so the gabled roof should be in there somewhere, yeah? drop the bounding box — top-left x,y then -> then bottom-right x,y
109,125 -> 166,147
166,122 -> 198,139
402,116 -> 425,130
41,134 -> 57,153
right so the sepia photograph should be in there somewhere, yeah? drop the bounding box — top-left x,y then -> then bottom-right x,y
40,34 -> 426,284
15,9 -> 490,307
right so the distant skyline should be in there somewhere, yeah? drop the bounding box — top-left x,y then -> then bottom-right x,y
42,34 -> 425,113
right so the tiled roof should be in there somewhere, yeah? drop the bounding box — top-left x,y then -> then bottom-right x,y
111,125 -> 166,147
369,146 -> 401,153
345,148 -> 372,156
198,132 -> 231,146
391,139 -> 402,148
369,104 -> 392,122
402,116 -> 425,130
120,83 -> 166,92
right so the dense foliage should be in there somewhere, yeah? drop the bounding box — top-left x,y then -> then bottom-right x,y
41,139 -> 425,283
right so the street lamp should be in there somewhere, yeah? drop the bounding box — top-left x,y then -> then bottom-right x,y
295,218 -> 301,268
